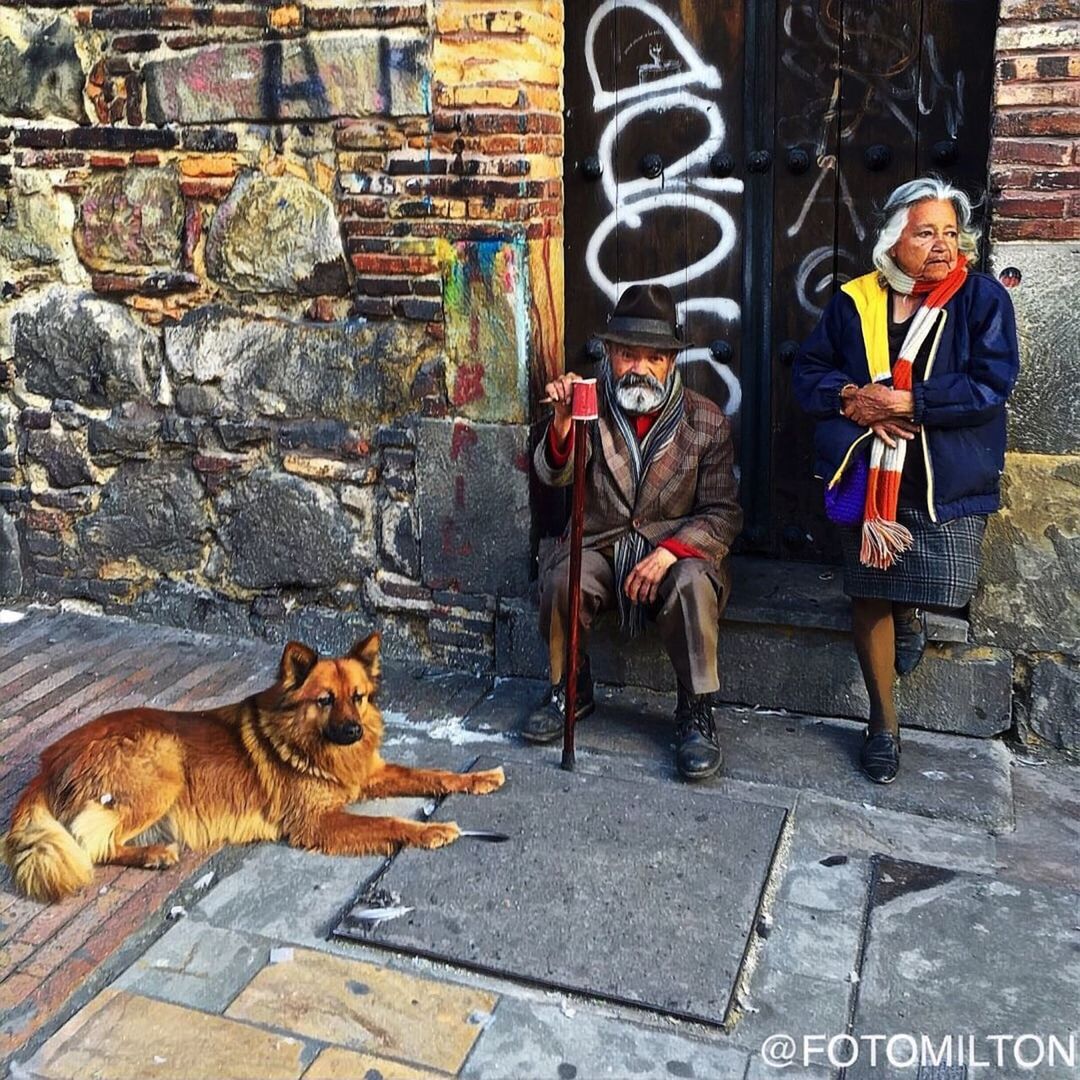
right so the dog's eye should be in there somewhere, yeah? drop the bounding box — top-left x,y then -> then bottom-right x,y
317,693 -> 334,708
353,691 -> 367,706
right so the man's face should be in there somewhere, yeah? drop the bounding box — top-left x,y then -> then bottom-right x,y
609,343 -> 676,414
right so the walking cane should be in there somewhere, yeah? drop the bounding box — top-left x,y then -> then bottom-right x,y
561,378 -> 599,772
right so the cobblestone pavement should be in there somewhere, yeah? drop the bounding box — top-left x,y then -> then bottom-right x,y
2,607 -> 1078,1080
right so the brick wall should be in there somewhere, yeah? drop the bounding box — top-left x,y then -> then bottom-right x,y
990,1 -> 1080,240
0,2 -> 565,669
976,2 -> 1080,752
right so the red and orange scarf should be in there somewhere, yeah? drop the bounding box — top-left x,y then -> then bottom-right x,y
846,255 -> 969,568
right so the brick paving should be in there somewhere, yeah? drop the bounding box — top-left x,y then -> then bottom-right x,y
0,608 -> 277,1065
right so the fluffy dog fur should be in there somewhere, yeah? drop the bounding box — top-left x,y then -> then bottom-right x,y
2,634 -> 504,903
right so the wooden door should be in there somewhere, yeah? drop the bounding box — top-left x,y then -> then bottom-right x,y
564,0 -> 747,429
563,0 -> 999,557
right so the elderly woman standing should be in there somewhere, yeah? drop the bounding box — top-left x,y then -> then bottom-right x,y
793,177 -> 1020,784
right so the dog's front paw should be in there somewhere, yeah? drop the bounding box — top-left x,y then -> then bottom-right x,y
415,822 -> 461,849
465,767 -> 505,795
144,842 -> 181,869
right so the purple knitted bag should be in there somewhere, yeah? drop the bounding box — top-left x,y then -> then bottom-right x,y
824,453 -> 869,527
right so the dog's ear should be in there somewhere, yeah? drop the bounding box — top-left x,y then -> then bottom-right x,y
349,632 -> 381,676
279,641 -> 318,690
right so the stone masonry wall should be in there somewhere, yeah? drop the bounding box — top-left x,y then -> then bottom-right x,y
978,0 -> 1080,752
0,1 -> 565,669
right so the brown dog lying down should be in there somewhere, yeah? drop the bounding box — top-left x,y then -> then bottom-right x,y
2,634 -> 504,902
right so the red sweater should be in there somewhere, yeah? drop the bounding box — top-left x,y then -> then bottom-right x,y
547,413 -> 706,562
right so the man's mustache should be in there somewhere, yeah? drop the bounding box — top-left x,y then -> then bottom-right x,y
617,372 -> 664,393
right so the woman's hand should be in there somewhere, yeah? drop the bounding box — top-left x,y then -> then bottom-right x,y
842,384 -> 915,427
544,372 -> 583,444
870,419 -> 920,449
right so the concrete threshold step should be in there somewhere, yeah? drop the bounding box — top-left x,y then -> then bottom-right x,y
463,679 -> 1015,832
498,556 -> 1010,739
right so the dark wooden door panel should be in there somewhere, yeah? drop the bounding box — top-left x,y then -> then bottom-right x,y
565,0 -> 746,427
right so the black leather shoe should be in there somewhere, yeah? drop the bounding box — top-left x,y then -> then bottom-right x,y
894,607 -> 927,676
521,660 -> 595,744
860,730 -> 901,784
674,684 -> 723,781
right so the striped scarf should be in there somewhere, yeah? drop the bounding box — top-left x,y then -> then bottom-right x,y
603,360 -> 685,635
861,254 -> 968,569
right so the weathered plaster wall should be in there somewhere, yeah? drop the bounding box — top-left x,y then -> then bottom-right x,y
0,1 -> 565,668
979,1 -> 1080,752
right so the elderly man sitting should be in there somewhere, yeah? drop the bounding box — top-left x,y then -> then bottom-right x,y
524,284 -> 743,780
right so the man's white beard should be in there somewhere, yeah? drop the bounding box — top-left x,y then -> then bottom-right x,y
615,374 -> 669,414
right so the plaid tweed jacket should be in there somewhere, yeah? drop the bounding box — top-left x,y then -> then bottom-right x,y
534,382 -> 743,580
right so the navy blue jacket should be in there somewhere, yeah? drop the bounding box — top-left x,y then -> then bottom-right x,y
792,272 -> 1020,523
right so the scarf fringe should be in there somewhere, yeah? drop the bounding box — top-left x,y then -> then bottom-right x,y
860,516 -> 914,570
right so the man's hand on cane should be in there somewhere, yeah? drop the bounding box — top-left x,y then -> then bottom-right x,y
625,548 -> 677,606
544,372 -> 583,445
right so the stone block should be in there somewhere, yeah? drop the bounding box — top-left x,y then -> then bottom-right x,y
217,468 -> 373,589
972,452 -> 1080,653
12,287 -> 161,407
1024,657 -> 1080,751
461,998 -> 750,1080
992,243 -> 1080,454
128,581 -> 253,639
416,419 -> 531,598
0,506 -> 22,598
0,9 -> 86,122
206,171 -> 349,295
440,239 -> 529,422
74,167 -> 184,273
165,306 -> 431,423
379,497 -> 419,577
144,34 -> 429,124
77,458 -> 210,574
0,172 -> 77,271
495,597 -> 1013,737
22,988 -> 306,1080
26,428 -> 94,488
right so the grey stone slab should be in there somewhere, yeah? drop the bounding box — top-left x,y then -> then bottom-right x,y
111,920 -> 266,1013
196,842 -> 392,948
745,1060 -> 837,1080
495,598 -> 1009,737
0,507 -> 23,599
416,419 -> 531,598
846,857 -> 1080,1080
729,967 -> 853,1056
556,689 -> 1013,831
992,243 -> 1080,455
993,760 -> 1080,891
461,997 -> 750,1080
787,794 -> 999,880
339,759 -> 788,1027
759,902 -> 862,982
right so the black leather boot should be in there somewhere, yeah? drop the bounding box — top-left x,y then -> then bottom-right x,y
674,683 -> 723,781
893,606 -> 927,676
521,655 -> 595,744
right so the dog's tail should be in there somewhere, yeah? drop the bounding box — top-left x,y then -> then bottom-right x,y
2,779 -> 94,902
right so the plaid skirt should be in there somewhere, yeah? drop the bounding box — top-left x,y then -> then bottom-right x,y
839,506 -> 988,608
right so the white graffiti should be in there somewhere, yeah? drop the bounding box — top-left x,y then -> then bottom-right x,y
583,0 -> 743,412
677,348 -> 742,417
794,245 -> 856,319
586,0 -> 722,111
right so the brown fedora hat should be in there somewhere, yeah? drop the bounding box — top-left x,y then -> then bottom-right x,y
596,284 -> 684,351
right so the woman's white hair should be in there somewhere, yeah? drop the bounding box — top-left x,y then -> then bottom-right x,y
871,176 -> 981,274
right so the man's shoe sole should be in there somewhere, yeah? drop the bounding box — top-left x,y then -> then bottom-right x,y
520,699 -> 596,745
677,760 -> 723,781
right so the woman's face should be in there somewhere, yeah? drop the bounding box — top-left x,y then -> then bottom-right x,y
889,198 -> 959,282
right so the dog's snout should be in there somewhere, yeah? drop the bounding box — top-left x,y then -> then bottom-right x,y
326,721 -> 363,746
